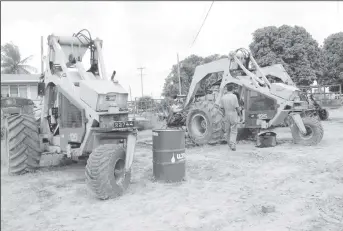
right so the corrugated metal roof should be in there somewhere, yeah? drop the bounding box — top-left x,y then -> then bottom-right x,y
1,74 -> 40,83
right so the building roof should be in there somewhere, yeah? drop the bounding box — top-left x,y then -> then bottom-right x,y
1,74 -> 40,84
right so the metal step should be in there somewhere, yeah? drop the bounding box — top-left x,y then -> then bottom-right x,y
42,151 -> 64,156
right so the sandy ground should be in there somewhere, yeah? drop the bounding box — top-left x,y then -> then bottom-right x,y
1,109 -> 343,231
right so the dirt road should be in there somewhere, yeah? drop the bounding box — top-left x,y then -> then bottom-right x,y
1,109 -> 343,231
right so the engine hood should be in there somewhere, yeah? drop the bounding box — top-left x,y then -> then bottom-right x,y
270,83 -> 300,100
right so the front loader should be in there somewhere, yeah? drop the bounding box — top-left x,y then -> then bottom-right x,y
2,29 -> 137,200
167,48 -> 324,146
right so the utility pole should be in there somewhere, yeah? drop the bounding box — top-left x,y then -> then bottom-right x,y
129,85 -> 132,101
177,53 -> 181,96
41,36 -> 44,74
137,67 -> 145,97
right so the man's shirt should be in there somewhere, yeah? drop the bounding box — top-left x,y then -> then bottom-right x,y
220,93 -> 239,115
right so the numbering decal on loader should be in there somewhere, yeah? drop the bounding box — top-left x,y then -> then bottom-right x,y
113,121 -> 134,128
257,114 -> 268,119
249,113 -> 267,119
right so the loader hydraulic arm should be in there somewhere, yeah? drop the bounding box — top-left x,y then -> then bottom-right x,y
184,49 -> 273,109
184,58 -> 231,108
93,39 -> 107,80
47,33 -> 109,81
229,49 -> 271,89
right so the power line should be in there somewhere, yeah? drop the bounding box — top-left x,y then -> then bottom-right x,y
190,1 -> 215,48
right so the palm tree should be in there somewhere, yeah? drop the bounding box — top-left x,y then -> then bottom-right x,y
1,42 -> 37,74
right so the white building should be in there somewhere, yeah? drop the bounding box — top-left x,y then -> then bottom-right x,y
1,74 -> 41,105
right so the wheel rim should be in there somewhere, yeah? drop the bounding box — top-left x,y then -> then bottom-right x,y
299,125 -> 314,140
191,113 -> 208,137
114,159 -> 125,184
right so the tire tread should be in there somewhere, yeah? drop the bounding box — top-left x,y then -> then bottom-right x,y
85,144 -> 131,200
186,100 -> 224,145
6,114 -> 41,175
291,116 -> 324,146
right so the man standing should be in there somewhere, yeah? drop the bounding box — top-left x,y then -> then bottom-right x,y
220,84 -> 242,151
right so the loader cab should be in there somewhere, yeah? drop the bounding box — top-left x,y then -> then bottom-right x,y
40,83 -> 87,152
242,87 -> 277,127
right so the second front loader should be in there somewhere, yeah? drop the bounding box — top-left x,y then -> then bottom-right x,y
167,48 -> 324,146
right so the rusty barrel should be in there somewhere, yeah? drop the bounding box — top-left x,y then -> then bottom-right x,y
152,129 -> 186,182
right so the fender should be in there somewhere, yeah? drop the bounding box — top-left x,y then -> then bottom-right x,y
125,132 -> 137,171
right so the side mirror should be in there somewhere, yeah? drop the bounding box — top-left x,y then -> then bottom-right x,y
38,82 -> 45,96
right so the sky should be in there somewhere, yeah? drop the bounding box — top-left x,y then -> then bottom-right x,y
1,1 -> 343,99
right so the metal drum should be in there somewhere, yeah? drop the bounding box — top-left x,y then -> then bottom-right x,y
152,129 -> 186,182
256,132 -> 277,148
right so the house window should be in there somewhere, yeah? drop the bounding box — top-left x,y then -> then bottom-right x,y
1,86 -> 9,97
2,84 -> 38,99
19,85 -> 28,98
30,85 -> 38,99
10,85 -> 18,97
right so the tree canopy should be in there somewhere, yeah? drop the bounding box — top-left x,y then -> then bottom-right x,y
136,95 -> 155,110
1,42 -> 37,74
249,25 -> 325,86
322,32 -> 343,88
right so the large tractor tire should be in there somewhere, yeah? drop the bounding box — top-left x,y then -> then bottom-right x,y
5,114 -> 41,175
186,101 -> 224,145
291,116 -> 324,146
318,109 -> 329,121
237,128 -> 259,141
85,144 -> 131,200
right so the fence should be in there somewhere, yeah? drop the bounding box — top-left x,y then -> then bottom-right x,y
298,84 -> 342,109
128,98 -> 173,119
